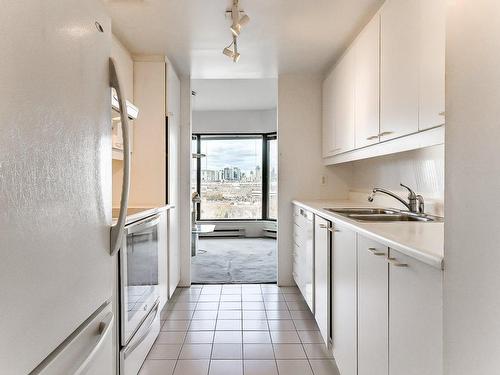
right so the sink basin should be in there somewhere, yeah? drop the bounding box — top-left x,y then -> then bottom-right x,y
324,208 -> 398,215
323,207 -> 443,223
348,214 -> 435,222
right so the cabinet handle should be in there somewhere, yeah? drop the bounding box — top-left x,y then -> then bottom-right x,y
368,247 -> 385,256
319,224 -> 328,228
327,227 -> 340,233
366,135 -> 379,140
439,111 -> 445,116
379,131 -> 394,137
387,257 -> 408,267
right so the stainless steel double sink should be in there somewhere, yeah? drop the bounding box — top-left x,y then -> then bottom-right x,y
324,208 -> 443,222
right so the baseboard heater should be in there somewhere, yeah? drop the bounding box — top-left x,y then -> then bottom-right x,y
200,228 -> 245,238
263,228 -> 277,239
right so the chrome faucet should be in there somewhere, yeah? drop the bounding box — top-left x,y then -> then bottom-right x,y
368,183 -> 425,214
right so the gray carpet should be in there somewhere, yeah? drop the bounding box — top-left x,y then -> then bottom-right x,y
191,238 -> 277,284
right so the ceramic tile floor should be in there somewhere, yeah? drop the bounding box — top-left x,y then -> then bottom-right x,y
139,284 -> 341,375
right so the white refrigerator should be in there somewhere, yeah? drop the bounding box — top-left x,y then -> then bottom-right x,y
0,1 -> 130,373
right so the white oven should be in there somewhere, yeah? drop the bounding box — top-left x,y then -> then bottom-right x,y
119,213 -> 161,375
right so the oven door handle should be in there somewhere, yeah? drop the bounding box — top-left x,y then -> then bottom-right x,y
123,299 -> 160,359
126,214 -> 161,235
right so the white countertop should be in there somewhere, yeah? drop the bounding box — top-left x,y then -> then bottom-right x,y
112,205 -> 174,225
293,200 -> 444,269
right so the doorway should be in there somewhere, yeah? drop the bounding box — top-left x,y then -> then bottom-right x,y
189,79 -> 278,284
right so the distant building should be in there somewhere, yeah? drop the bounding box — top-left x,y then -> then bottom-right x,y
255,165 -> 261,181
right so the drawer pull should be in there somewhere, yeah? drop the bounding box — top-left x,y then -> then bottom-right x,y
387,257 -> 408,267
368,247 -> 385,256
379,131 -> 394,137
366,135 -> 379,140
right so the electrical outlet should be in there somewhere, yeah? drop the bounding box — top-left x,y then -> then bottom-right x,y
321,175 -> 327,186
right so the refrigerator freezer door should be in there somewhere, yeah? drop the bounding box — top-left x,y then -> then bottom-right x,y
0,1 -> 112,373
30,301 -> 114,375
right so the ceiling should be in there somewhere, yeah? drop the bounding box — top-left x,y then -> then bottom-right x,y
191,79 -> 277,111
104,0 -> 384,79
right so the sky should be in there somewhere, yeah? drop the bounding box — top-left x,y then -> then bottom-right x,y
201,138 -> 262,174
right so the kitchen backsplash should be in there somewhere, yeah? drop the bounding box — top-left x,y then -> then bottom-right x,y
346,144 -> 445,216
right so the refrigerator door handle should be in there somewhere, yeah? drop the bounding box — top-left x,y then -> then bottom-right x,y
109,57 -> 131,256
73,312 -> 114,375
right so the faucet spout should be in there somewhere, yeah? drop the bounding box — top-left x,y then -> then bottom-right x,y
368,187 -> 412,211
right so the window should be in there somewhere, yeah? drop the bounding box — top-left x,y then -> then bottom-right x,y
267,136 -> 278,220
193,134 -> 277,221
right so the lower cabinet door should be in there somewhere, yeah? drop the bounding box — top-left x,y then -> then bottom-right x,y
314,215 -> 331,346
357,236 -> 388,375
331,223 -> 357,375
389,249 -> 443,375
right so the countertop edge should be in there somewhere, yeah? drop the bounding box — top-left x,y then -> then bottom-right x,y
292,200 -> 444,270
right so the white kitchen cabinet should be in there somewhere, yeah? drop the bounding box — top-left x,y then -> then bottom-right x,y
332,50 -> 356,154
354,14 -> 380,148
166,60 -> 181,298
419,0 -> 446,130
158,210 -> 169,310
380,0 -> 419,141
322,72 -> 336,157
388,248 -> 443,375
331,222 -> 357,375
357,236 -> 388,375
292,206 -> 314,312
313,215 -> 331,346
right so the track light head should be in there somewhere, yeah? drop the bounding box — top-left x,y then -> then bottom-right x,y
239,14 -> 250,27
223,46 -> 234,58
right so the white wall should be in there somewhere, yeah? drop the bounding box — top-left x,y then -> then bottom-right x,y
444,2 -> 500,374
179,77 -> 193,286
111,35 -> 134,207
192,109 -> 277,133
348,145 -> 445,216
277,74 -> 351,286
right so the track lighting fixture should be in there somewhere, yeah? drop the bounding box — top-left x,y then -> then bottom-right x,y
222,0 -> 249,62
222,36 -> 240,63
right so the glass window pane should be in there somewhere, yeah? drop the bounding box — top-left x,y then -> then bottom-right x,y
200,137 -> 263,220
267,138 -> 278,220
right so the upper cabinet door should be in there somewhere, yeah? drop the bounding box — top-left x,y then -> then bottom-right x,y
322,72 -> 336,157
355,15 -> 380,148
419,0 -> 445,130
380,0 -> 419,141
333,50 -> 356,154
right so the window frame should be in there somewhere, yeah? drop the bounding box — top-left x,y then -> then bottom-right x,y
193,132 -> 277,222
